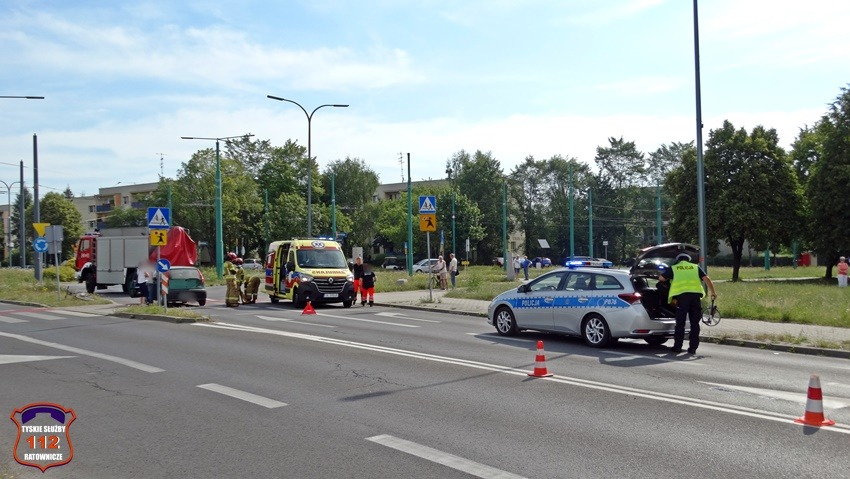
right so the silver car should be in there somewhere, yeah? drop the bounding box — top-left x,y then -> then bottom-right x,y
486,266 -> 678,347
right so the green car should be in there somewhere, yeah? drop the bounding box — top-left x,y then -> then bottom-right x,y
166,266 -> 207,306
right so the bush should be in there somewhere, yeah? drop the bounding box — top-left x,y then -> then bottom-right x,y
42,265 -> 77,282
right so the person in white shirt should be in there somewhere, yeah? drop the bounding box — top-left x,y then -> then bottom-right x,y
449,253 -> 459,288
433,255 -> 448,290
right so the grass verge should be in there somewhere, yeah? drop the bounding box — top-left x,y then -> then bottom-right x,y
118,304 -> 209,321
0,268 -> 111,307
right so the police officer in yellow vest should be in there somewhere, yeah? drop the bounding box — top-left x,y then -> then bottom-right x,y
659,253 -> 717,354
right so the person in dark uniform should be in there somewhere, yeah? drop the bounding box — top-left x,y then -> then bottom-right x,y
352,256 -> 365,303
361,266 -> 376,307
658,253 -> 717,354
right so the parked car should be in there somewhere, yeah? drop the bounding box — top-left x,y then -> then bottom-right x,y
412,258 -> 438,273
382,256 -> 404,270
242,258 -> 264,270
165,266 -> 207,306
531,257 -> 552,267
486,243 -> 700,348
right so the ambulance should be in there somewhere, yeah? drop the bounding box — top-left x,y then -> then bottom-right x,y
264,239 -> 356,308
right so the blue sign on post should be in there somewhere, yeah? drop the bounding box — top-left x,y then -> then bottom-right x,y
156,259 -> 171,273
147,207 -> 171,229
418,196 -> 437,213
33,237 -> 48,253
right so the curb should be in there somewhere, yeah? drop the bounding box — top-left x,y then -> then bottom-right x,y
112,311 -> 203,324
375,302 -> 850,359
0,300 -> 48,308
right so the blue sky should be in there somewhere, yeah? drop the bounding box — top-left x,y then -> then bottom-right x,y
1,0 -> 848,197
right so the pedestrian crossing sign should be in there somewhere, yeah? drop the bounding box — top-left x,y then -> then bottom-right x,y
150,230 -> 168,246
418,196 -> 437,214
147,207 -> 170,229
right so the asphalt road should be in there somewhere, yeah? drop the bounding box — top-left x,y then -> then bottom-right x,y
2,285 -> 850,478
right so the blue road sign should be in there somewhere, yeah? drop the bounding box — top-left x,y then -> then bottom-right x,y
418,195 -> 437,214
156,259 -> 171,273
33,237 -> 48,253
147,207 -> 171,229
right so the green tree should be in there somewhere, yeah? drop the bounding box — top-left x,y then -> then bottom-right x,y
321,157 -> 379,212
32,192 -> 84,259
103,206 -> 146,228
667,120 -> 803,281
9,188 -> 33,265
595,137 -> 647,189
801,86 -> 850,277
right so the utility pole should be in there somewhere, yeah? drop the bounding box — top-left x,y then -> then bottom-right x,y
568,166 -> 575,258
263,189 -> 269,248
331,172 -> 337,239
502,181 -> 507,271
693,0 -> 708,271
33,134 -> 41,281
588,188 -> 593,257
656,184 -> 663,244
406,153 -> 413,276
19,160 -> 25,268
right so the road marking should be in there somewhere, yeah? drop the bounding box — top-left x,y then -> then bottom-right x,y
195,322 -> 850,435
197,383 -> 287,408
600,350 -> 703,366
312,312 -> 419,328
0,316 -> 27,323
466,333 -> 533,344
0,331 -> 165,373
367,434 -> 526,479
54,310 -> 100,318
15,312 -> 64,321
255,315 -> 333,328
0,354 -> 75,365
700,381 -> 850,409
374,312 -> 441,323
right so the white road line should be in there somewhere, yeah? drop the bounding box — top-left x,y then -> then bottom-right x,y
600,350 -> 703,366
0,315 -> 27,323
0,354 -> 76,365
195,322 -> 850,435
367,434 -> 526,479
374,312 -> 441,323
0,331 -> 165,373
312,311 -> 419,328
466,333 -> 532,344
197,383 -> 287,408
700,381 -> 850,409
54,310 -> 99,318
255,315 -> 333,328
15,312 -> 64,321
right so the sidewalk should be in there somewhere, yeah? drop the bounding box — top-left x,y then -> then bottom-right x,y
375,289 -> 850,358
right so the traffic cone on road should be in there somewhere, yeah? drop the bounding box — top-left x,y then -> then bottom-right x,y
301,300 -> 316,315
794,374 -> 835,426
527,340 -> 553,378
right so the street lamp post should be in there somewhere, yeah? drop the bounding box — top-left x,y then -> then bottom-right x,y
181,134 -> 253,278
693,0 -> 708,271
0,180 -> 21,264
267,95 -> 348,237
0,96 -> 45,100
446,167 -> 456,256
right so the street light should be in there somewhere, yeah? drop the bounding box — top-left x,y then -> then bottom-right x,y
0,180 -> 21,265
445,167 -> 456,257
180,134 -> 253,278
0,96 -> 45,99
267,95 -> 348,237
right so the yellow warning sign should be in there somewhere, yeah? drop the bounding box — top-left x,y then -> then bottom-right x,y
33,222 -> 50,236
149,230 -> 168,246
419,214 -> 437,232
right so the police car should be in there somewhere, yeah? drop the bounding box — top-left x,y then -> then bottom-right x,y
563,256 -> 614,268
487,248 -> 690,347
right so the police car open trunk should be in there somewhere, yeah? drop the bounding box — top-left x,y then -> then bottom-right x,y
629,243 -> 700,320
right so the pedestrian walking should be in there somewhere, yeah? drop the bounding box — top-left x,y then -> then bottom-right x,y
433,255 -> 448,290
658,253 -> 717,355
449,253 -> 458,288
135,261 -> 148,305
361,266 -> 376,306
837,256 -> 848,287
352,256 -> 365,302
224,252 -> 240,307
521,255 -> 530,280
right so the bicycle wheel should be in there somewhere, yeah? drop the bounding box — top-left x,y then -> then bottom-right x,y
702,304 -> 721,326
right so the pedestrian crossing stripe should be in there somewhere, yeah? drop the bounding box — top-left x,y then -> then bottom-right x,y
0,316 -> 26,323
15,312 -> 64,320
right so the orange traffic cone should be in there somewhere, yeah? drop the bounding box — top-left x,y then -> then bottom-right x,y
794,374 -> 835,426
301,300 -> 316,315
527,340 -> 553,378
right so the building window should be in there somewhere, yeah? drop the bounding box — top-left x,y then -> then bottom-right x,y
88,205 -> 95,213
123,196 -> 129,205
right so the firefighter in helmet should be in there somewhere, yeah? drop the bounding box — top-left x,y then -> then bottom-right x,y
224,252 -> 240,307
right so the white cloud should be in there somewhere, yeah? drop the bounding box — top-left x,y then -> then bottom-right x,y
0,12 -> 423,92
594,76 -> 684,95
564,0 -> 667,25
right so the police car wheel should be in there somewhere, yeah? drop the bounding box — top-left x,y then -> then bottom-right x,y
582,314 -> 612,347
494,307 -> 518,336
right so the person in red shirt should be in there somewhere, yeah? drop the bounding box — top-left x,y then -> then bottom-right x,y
837,256 -> 848,287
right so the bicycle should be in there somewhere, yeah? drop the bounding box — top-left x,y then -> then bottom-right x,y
702,298 -> 721,326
